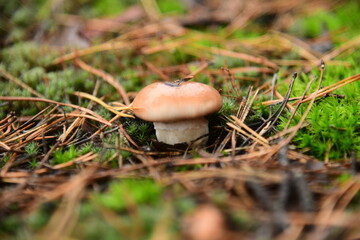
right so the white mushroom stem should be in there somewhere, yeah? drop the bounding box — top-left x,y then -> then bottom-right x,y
153,117 -> 209,145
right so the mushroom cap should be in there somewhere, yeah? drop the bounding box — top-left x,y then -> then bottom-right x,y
132,81 -> 222,122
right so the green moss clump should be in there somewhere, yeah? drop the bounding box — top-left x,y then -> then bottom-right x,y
51,145 -> 78,165
94,179 -> 163,211
277,56 -> 360,160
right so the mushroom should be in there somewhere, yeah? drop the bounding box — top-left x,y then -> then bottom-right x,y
132,81 -> 222,145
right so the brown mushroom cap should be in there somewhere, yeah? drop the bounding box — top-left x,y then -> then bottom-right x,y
132,81 -> 222,122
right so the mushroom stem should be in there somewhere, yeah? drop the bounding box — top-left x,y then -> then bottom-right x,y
153,118 -> 209,145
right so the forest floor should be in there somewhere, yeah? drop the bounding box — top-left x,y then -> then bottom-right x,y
0,0 -> 359,239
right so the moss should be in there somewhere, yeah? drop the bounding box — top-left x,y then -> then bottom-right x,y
219,97 -> 238,117
0,215 -> 23,236
277,60 -> 360,160
25,142 -> 40,156
289,1 -> 360,39
51,145 -> 78,165
94,179 -> 163,211
124,119 -> 156,146
157,0 -> 186,14
289,97 -> 359,160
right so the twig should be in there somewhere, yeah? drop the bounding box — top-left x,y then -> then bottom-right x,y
0,96 -> 111,126
284,74 -> 316,130
270,69 -> 279,116
72,91 -> 133,117
322,35 -> 360,61
75,59 -> 130,105
0,68 -> 45,98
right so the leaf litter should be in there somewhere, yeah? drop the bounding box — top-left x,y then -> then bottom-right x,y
0,0 -> 360,239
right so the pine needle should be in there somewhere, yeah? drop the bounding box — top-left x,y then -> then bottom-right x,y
72,91 -> 134,118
